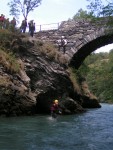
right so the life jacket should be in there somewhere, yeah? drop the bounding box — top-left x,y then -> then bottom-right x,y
51,103 -> 59,111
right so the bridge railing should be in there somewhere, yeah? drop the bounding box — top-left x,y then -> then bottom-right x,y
34,22 -> 62,32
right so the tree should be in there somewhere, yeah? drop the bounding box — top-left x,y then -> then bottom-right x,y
87,0 -> 104,17
86,0 -> 113,17
73,8 -> 95,20
83,51 -> 113,103
8,0 -> 42,20
87,0 -> 113,26
102,3 -> 113,17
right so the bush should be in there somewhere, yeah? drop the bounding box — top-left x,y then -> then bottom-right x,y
0,49 -> 20,73
0,29 -> 17,48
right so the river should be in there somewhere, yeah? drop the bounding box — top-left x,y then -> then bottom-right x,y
0,103 -> 113,150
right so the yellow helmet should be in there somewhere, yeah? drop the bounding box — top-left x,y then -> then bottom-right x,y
54,100 -> 58,103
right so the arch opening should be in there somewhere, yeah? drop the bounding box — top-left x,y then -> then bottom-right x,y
69,34 -> 113,69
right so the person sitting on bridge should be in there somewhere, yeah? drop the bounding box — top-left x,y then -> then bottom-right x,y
57,36 -> 67,54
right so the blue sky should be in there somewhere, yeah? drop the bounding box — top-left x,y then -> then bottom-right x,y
0,0 -> 113,52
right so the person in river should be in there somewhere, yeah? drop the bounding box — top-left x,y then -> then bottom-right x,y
51,99 -> 62,118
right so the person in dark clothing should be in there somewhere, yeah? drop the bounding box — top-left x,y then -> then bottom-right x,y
51,99 -> 62,118
5,18 -> 9,29
20,19 -> 27,33
30,23 -> 35,37
10,17 -> 16,31
29,20 -> 35,37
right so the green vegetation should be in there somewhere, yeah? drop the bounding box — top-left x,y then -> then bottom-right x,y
87,0 -> 113,26
0,28 -> 68,75
73,8 -> 96,21
72,2 -> 113,103
77,50 -> 113,103
68,67 -> 81,94
0,29 -> 21,74
35,41 -> 69,65
0,48 -> 20,73
0,29 -> 15,47
72,1 -> 113,28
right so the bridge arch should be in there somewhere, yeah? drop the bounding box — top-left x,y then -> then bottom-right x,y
68,32 -> 113,69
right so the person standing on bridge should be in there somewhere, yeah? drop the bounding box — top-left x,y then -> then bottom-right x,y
57,36 -> 67,54
28,20 -> 35,37
20,19 -> 27,33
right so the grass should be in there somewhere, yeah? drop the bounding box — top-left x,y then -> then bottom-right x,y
0,28 -> 69,75
68,67 -> 81,94
0,75 -> 11,87
35,41 -> 69,64
0,29 -> 14,47
0,29 -> 69,73
0,49 -> 20,73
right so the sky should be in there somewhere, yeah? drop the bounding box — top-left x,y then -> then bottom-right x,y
0,0 -> 89,24
0,0 -> 113,53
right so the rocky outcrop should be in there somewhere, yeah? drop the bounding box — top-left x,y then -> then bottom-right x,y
0,57 -> 37,116
80,80 -> 101,108
0,35 -> 101,117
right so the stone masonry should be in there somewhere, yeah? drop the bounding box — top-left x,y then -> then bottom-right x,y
35,18 -> 113,68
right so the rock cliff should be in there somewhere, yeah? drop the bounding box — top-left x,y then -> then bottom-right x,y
0,32 -> 101,117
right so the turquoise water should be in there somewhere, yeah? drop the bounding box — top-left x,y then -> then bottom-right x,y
0,103 -> 113,150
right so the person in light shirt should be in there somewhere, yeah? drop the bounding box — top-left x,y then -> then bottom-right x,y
57,36 -> 68,54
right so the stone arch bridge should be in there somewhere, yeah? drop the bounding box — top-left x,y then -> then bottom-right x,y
35,18 -> 113,69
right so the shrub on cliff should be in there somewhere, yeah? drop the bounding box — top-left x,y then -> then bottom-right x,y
0,29 -> 16,48
0,49 -> 20,73
68,67 -> 81,94
36,41 -> 69,65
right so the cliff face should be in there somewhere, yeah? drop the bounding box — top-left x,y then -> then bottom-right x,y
0,35 -> 101,117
